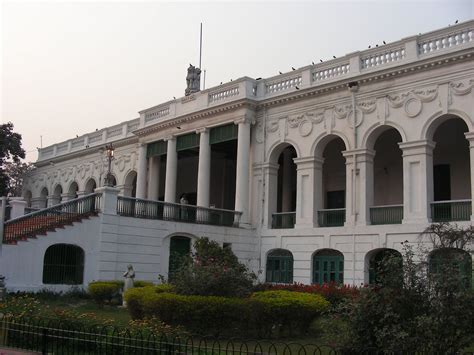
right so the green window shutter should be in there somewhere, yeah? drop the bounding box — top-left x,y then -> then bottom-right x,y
210,124 -> 238,145
177,133 -> 200,151
147,141 -> 167,158
313,254 -> 344,285
266,249 -> 294,283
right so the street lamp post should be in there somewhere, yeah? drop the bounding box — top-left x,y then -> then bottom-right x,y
104,144 -> 115,186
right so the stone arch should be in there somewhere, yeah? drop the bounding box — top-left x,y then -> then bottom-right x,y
265,248 -> 294,283
84,178 -> 97,194
43,244 -> 85,285
52,184 -> 63,205
312,248 -> 344,285
267,140 -> 300,164
365,248 -> 403,285
362,122 -> 407,151
313,131 -> 350,158
123,170 -> 137,197
67,181 -> 79,199
23,190 -> 32,208
422,110 -> 473,141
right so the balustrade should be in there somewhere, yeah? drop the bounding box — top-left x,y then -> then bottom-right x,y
271,212 -> 296,229
317,209 -> 345,227
370,205 -> 403,225
431,200 -> 471,222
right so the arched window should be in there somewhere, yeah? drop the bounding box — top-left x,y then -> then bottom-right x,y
43,244 -> 84,285
266,249 -> 293,283
313,249 -> 344,285
429,248 -> 472,289
168,236 -> 191,281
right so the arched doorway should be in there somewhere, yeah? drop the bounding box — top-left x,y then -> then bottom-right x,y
430,117 -> 471,222
23,190 -> 32,208
168,236 -> 191,281
266,249 -> 294,283
68,182 -> 79,200
268,143 -> 298,229
43,244 -> 85,284
312,249 -> 344,285
124,171 -> 137,198
367,248 -> 403,286
367,127 -> 404,225
318,136 -> 347,227
84,178 -> 97,194
429,248 -> 472,289
52,184 -> 62,205
40,187 -> 48,208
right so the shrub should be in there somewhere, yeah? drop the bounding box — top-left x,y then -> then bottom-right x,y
250,290 -> 330,336
254,282 -> 360,305
88,281 -> 122,306
172,238 -> 256,297
134,280 -> 154,288
125,287 -> 329,338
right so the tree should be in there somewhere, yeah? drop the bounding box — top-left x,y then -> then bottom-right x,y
0,122 -> 25,196
2,161 -> 35,197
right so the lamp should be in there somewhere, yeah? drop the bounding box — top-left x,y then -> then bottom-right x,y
104,144 -> 115,186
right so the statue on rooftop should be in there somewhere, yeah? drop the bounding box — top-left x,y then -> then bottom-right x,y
185,64 -> 201,96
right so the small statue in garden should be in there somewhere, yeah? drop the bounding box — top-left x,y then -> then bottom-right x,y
122,265 -> 135,306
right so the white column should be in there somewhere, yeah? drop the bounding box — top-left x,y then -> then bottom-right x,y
294,157 -> 323,228
164,137 -> 178,203
263,162 -> 280,228
399,140 -> 435,224
197,128 -> 211,207
9,198 -> 27,219
147,156 -> 160,200
95,186 -> 120,215
0,197 -> 6,253
136,143 -> 148,199
281,149 -> 293,212
465,133 -> 474,221
234,117 -> 252,225
342,149 -> 375,226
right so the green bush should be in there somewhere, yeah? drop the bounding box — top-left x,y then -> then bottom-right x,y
250,290 -> 330,336
134,280 -> 154,288
88,281 -> 122,306
125,288 -> 329,337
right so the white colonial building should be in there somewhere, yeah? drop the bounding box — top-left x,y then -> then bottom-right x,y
1,21 -> 473,290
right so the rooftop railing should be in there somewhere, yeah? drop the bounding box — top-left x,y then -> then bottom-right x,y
37,21 -> 474,162
116,196 -> 241,227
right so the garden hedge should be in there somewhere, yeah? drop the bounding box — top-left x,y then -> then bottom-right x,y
88,280 -> 156,305
124,287 -> 329,337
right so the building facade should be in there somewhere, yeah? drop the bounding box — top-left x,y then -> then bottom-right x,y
1,21 -> 474,290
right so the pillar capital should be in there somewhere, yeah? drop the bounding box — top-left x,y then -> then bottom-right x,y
234,113 -> 256,126
293,156 -> 324,170
464,132 -> 474,145
164,135 -> 176,142
399,140 -> 436,156
195,127 -> 208,134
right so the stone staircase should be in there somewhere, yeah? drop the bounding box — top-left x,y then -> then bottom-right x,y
2,193 -> 101,245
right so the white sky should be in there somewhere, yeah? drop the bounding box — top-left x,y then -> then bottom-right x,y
2,0 -> 473,162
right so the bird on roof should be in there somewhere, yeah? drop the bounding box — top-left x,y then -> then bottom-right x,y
455,20 -> 459,24
279,71 -> 283,74
292,67 -> 296,70
376,44 -> 379,47
383,41 -> 386,44
312,61 -> 315,65
173,96 -> 176,99
295,86 -> 300,90
220,82 -> 222,85
320,59 -> 323,62
333,56 -> 336,59
368,45 -> 371,48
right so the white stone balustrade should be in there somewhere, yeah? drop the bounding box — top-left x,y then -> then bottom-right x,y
37,20 -> 474,163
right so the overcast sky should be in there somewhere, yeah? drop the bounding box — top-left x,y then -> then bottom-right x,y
2,0 -> 473,162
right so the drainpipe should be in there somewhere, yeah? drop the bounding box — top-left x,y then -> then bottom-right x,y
348,81 -> 359,285
258,107 -> 267,275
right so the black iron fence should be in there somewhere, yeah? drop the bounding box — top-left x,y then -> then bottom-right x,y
117,196 -> 241,227
2,193 -> 102,245
0,316 -> 341,355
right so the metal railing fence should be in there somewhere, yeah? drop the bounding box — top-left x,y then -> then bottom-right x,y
271,212 -> 296,229
370,205 -> 403,225
431,199 -> 471,222
117,196 -> 241,227
317,208 -> 346,227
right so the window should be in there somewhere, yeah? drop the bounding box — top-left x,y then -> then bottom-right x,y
368,249 -> 403,286
43,244 -> 84,285
313,249 -> 344,285
266,249 -> 293,283
429,248 -> 472,289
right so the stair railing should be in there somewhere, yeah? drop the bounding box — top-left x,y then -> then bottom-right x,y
2,193 -> 102,245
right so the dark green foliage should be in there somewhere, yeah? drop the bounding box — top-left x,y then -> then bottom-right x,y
171,237 -> 256,297
124,287 -> 329,338
324,224 -> 474,353
0,122 -> 25,196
